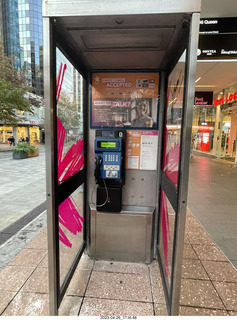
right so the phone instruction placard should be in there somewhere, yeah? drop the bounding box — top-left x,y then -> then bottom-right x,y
126,130 -> 158,170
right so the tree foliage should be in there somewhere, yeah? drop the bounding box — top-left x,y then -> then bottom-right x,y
57,91 -> 80,130
0,46 -> 33,125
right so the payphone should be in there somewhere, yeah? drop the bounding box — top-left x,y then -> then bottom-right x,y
93,129 -> 125,212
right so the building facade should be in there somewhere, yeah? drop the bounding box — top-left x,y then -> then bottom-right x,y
0,0 -> 83,145
192,85 -> 237,163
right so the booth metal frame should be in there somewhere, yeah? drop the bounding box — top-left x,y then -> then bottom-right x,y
43,0 -> 201,315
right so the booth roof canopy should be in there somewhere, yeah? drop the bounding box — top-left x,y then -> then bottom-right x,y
43,1 -> 201,72
42,0 -> 201,17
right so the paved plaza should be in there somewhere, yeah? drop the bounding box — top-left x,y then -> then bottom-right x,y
0,145 -> 46,232
0,144 -> 237,315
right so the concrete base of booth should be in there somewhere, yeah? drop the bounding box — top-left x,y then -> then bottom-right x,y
89,204 -> 155,264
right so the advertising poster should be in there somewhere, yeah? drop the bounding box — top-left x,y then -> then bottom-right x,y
126,130 -> 158,170
91,72 -> 159,128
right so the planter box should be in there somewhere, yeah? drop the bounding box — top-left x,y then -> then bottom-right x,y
13,150 -> 28,159
28,148 -> 39,158
13,148 -> 39,159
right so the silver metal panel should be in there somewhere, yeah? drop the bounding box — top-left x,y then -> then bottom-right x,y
123,170 -> 157,206
42,1 -> 201,71
70,28 -> 174,50
43,0 -> 201,17
90,205 -> 154,263
43,17 -> 58,316
83,51 -> 165,69
170,13 -> 200,315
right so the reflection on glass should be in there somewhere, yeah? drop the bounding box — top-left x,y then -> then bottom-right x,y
162,52 -> 186,186
56,48 -> 84,184
159,189 -> 175,291
59,185 -> 84,286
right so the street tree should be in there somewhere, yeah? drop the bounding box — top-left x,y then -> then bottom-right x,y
0,46 -> 33,125
57,91 -> 80,130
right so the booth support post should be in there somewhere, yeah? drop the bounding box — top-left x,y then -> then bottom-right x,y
170,12 -> 200,315
43,17 -> 59,316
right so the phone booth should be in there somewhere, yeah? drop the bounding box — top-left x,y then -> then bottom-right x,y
43,0 -> 201,316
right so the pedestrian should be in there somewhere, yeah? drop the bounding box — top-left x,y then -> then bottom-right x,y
9,136 -> 15,146
26,136 -> 29,143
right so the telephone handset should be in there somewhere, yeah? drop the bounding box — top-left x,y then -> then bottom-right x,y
94,155 -> 102,182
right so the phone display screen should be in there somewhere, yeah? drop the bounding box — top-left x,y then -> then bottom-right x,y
98,141 -> 117,148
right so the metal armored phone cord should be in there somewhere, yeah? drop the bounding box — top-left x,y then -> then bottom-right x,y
91,178 -> 109,208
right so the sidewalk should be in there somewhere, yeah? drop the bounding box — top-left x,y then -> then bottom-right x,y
0,209 -> 236,316
0,144 -> 12,152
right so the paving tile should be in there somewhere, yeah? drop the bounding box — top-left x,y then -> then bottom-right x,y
93,260 -> 149,275
213,281 -> 237,311
59,296 -> 82,316
0,291 -> 17,314
2,292 -> 49,316
149,260 -> 166,304
0,266 -> 35,291
25,228 -> 48,250
180,279 -> 225,309
7,249 -> 47,267
229,311 -> 237,316
66,269 -> 91,296
37,254 -> 48,268
186,231 -> 215,245
185,216 -> 205,231
183,244 -> 198,260
77,254 -> 94,270
86,271 -> 152,302
193,244 -> 229,262
182,259 -> 209,280
59,245 -> 85,270
202,261 -> 237,282
80,297 -> 154,316
179,306 -> 228,316
22,268 -> 49,294
39,253 -> 94,270
154,303 -> 168,316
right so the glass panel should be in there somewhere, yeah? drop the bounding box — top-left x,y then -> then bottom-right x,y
162,52 -> 186,186
59,184 -> 84,287
159,189 -> 176,293
56,48 -> 85,287
56,48 -> 84,184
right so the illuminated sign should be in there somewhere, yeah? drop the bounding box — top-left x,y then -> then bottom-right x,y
213,92 -> 237,107
198,18 -> 237,60
195,91 -> 213,105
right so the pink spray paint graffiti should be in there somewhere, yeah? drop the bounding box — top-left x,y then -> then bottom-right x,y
56,62 -> 84,248
160,73 -> 183,276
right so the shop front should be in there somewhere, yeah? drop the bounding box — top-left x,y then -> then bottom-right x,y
192,87 -> 237,163
0,123 -> 44,145
192,98 -> 215,154
0,126 -> 13,144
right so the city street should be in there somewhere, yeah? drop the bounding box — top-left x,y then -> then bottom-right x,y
0,145 -> 46,231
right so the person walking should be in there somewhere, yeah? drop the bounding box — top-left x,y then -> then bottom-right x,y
10,136 -> 15,146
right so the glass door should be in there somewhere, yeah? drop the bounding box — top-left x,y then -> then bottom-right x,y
156,13 -> 200,316
44,18 -> 87,315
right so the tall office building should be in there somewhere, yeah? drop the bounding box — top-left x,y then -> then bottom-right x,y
18,0 -> 43,96
0,0 -> 43,94
0,0 -> 44,144
0,0 -> 21,69
0,0 -> 82,143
